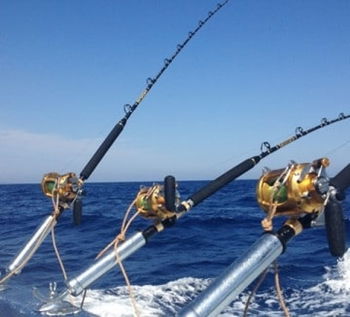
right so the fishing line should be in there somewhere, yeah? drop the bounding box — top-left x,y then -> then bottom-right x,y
323,139 -> 350,157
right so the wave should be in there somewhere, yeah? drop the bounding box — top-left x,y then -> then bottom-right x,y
56,250 -> 350,317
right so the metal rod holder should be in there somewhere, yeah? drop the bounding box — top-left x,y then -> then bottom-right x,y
178,233 -> 283,317
67,231 -> 146,296
6,215 -> 57,276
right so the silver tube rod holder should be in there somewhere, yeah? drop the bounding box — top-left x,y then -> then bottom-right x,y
178,233 -> 283,317
67,231 -> 146,296
7,215 -> 57,274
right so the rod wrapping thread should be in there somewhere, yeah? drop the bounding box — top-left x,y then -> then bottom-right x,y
189,156 -> 260,207
80,119 -> 125,180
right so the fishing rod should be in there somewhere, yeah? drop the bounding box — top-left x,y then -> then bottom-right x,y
43,0 -> 231,224
38,113 -> 349,315
0,0 -> 231,287
178,158 -> 350,316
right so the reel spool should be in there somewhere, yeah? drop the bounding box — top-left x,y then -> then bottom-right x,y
257,157 -> 348,257
41,172 -> 82,209
135,176 -> 179,221
256,158 -> 330,217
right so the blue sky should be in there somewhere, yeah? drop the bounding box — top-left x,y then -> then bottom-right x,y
1,0 -> 349,184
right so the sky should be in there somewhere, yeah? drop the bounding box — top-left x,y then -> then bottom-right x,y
0,0 -> 349,184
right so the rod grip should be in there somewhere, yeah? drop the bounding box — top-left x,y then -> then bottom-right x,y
80,120 -> 125,180
189,156 -> 260,207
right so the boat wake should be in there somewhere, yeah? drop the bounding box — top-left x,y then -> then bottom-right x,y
55,250 -> 350,317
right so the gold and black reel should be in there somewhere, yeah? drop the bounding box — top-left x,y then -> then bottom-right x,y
256,158 -> 332,233
41,172 -> 82,209
135,176 -> 179,221
257,158 -> 330,218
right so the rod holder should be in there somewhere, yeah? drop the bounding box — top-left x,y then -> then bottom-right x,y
178,233 -> 283,317
67,231 -> 146,296
5,215 -> 57,278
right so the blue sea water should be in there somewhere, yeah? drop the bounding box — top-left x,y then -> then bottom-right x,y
0,180 -> 349,316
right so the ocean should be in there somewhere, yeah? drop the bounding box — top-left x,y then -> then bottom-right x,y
0,180 -> 349,316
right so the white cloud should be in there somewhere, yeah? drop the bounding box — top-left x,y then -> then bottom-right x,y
0,128 -> 189,183
0,129 -> 102,183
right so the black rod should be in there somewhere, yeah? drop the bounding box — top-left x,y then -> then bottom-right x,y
189,156 -> 260,207
78,0 -> 231,181
80,119 -> 125,180
180,113 -> 350,211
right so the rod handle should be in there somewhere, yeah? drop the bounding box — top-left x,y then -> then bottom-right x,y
80,119 -> 125,180
189,156 -> 260,207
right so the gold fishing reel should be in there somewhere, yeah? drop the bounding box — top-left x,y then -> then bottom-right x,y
257,158 -> 330,218
135,182 -> 179,221
41,172 -> 83,209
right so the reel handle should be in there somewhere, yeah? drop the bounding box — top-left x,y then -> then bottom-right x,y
73,198 -> 83,225
325,200 -> 347,257
324,163 -> 350,257
164,175 -> 176,211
